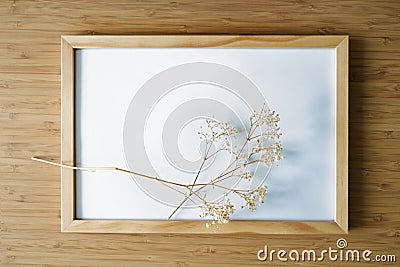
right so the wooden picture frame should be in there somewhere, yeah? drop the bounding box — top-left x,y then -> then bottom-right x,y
61,35 -> 348,234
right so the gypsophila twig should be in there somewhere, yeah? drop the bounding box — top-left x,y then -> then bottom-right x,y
32,103 -> 283,227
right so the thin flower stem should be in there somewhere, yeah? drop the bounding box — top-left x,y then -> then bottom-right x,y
31,157 -> 208,209
213,122 -> 256,180
208,172 -> 239,185
31,157 -> 190,189
204,148 -> 224,160
194,183 -> 247,198
246,160 -> 262,165
32,156 -> 230,200
211,166 -> 241,182
210,151 -> 260,185
249,134 -> 262,140
168,140 -> 213,219
160,181 -> 207,206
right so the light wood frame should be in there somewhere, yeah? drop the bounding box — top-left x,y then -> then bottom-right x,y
61,35 -> 348,234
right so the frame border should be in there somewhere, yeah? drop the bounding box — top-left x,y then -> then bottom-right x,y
61,35 -> 348,234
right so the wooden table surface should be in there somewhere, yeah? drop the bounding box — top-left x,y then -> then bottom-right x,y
0,0 -> 399,266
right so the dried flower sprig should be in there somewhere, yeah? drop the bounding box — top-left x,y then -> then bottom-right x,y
201,195 -> 235,226
172,104 -> 283,225
31,104 -> 283,227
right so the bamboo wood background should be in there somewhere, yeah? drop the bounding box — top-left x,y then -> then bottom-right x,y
0,0 -> 399,266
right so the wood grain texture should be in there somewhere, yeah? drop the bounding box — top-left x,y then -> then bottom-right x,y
60,37 -> 74,232
65,220 -> 346,235
62,35 -> 347,48
0,0 -> 399,266
336,37 -> 349,233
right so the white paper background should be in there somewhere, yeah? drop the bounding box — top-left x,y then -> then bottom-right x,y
75,48 -> 336,221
